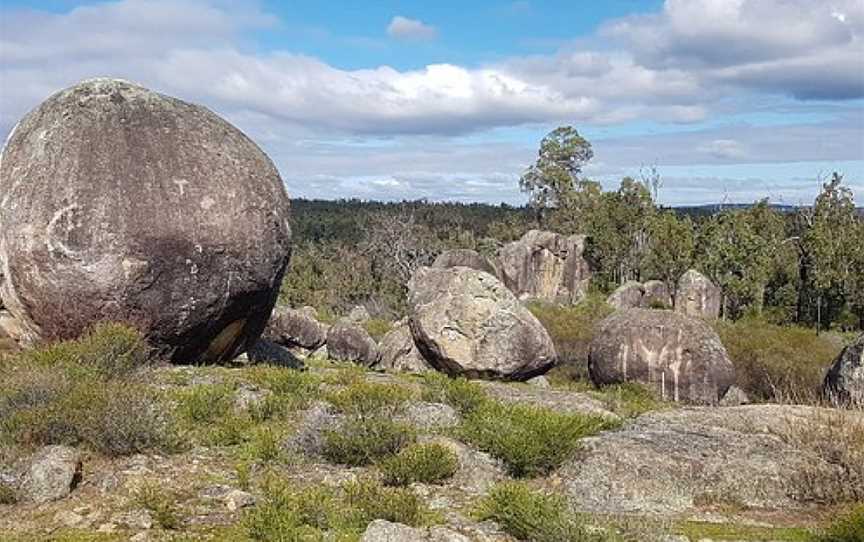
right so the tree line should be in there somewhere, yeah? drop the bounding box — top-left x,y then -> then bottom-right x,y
281,126 -> 862,332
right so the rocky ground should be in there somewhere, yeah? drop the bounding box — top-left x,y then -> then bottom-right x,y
1,356 -> 860,542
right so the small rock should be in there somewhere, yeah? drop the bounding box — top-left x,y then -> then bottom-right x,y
130,533 -> 151,542
526,375 -> 551,388
286,401 -> 341,456
361,519 -> 423,542
97,523 -> 117,533
345,305 -> 371,325
224,489 -> 256,511
719,385 -> 750,406
23,445 -> 82,504
327,323 -> 380,366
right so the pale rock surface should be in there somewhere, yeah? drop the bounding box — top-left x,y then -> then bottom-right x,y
496,230 -> 591,304
589,309 -> 735,404
408,266 -> 556,380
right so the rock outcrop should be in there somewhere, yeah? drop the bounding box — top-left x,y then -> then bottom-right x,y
0,79 -> 291,363
496,230 -> 590,304
263,306 -> 327,350
607,280 -> 673,311
824,334 -> 864,405
432,249 -> 497,276
247,338 -> 304,369
588,309 -> 735,404
674,269 -> 721,319
407,266 -> 556,380
376,320 -> 432,373
562,405 -> 863,516
327,323 -> 380,366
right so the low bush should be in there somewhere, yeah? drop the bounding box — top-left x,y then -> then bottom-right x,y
780,409 -> 864,504
322,381 -> 416,466
326,381 -> 411,417
0,483 -> 17,505
246,367 -> 320,411
527,294 -> 614,381
714,318 -> 841,402
323,417 -> 415,466
134,483 -> 183,530
459,400 -> 618,477
476,482 -> 601,542
592,382 -> 667,418
0,326 -> 175,456
812,505 -> 864,542
244,426 -> 283,463
175,384 -> 235,425
342,478 -> 427,527
379,442 -> 459,486
241,477 -> 428,540
421,372 -> 488,415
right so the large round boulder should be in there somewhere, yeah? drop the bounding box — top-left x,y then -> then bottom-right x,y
263,306 -> 327,350
327,323 -> 380,366
824,334 -> 863,406
0,79 -> 291,362
408,266 -> 556,380
674,269 -> 721,319
588,309 -> 735,404
606,281 -> 644,310
496,230 -> 591,304
432,249 -> 497,276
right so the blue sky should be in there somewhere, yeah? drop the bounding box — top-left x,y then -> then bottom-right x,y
1,0 -> 862,205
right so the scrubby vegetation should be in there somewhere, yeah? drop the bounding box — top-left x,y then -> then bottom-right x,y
716,318 -> 846,402
460,400 -> 618,477
378,442 -> 459,487
0,323 -> 174,457
242,477 -> 429,540
477,482 -> 601,542
322,381 -> 416,466
813,505 -> 864,542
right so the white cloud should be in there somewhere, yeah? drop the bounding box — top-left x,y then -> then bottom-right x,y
0,0 -> 861,205
386,16 -> 437,41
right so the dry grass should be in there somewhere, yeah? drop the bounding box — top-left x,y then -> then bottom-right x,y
779,408 -> 864,505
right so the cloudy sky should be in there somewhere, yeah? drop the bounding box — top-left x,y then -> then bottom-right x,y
1,0 -> 863,205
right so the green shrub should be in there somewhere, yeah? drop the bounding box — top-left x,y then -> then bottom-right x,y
323,417 -> 415,466
72,323 -> 152,377
363,318 -> 393,341
379,442 -> 458,486
459,401 -> 617,477
241,477 -> 428,540
343,478 -> 427,527
244,426 -> 283,463
421,372 -> 488,415
813,505 -> 864,542
326,381 -> 411,417
714,318 -> 841,402
476,482 -> 601,542
322,381 -> 415,466
134,483 -> 183,530
527,294 -> 614,381
0,357 -> 175,456
247,367 -> 320,411
175,384 -> 235,425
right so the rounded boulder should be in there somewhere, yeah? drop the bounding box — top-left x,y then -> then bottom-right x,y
408,266 -> 556,380
0,79 -> 291,362
588,308 -> 735,404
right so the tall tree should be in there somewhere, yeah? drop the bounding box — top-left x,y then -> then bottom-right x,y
642,211 -> 695,302
519,126 -> 593,226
